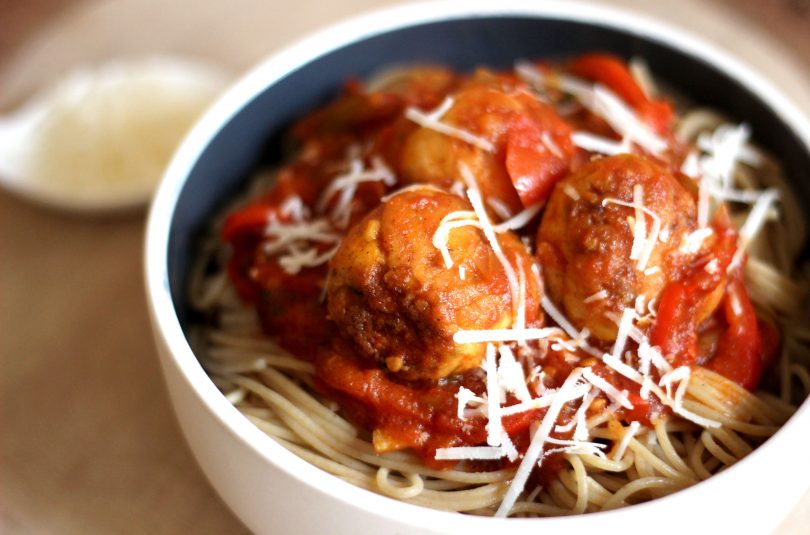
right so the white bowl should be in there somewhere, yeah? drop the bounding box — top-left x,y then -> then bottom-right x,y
145,2 -> 810,533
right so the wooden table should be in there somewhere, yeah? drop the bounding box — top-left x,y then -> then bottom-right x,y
1,1 -> 809,533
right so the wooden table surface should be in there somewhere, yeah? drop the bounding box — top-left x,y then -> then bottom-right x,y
1,1 -> 809,533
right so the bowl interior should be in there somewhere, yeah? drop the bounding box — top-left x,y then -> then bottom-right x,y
166,14 -> 810,321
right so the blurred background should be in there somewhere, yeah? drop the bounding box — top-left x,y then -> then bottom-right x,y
1,0 -> 809,533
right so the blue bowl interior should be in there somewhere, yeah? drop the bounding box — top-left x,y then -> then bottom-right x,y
168,15 -> 810,324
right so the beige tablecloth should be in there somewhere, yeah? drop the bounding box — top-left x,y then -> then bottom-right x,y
1,0 -> 809,533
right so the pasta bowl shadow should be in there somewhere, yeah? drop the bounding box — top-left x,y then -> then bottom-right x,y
145,1 -> 810,533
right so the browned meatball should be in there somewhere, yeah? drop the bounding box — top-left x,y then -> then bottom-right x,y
396,80 -> 575,214
537,154 -> 697,341
326,189 -> 541,380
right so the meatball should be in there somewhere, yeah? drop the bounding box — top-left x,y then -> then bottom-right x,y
537,154 -> 697,341
396,80 -> 575,213
326,189 -> 542,380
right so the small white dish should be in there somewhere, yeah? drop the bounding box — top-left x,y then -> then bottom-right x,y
0,57 -> 226,212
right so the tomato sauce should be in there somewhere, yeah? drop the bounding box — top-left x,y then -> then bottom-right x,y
220,53 -> 776,472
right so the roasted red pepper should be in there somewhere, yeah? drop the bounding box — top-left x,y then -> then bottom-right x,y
567,53 -> 674,135
649,218 -> 736,366
650,212 -> 768,390
705,271 -> 764,390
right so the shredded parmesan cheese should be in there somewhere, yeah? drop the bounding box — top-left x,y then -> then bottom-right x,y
455,386 -> 485,420
277,242 -> 340,274
462,164 -> 523,330
612,421 -> 641,460
498,346 -> 534,403
697,124 -> 755,186
632,185 -> 647,260
629,57 -> 655,98
729,290 -> 744,318
514,61 -> 592,100
405,97 -> 495,152
278,195 -> 309,222
582,367 -> 633,409
681,150 -> 700,178
541,296 -> 602,358
611,308 -> 636,362
496,368 -> 586,517
562,183 -> 580,201
729,188 -> 779,270
602,194 -> 662,271
449,180 -> 466,198
500,383 -> 591,416
484,344 -> 504,446
487,198 -> 514,220
494,203 -> 543,232
540,131 -> 563,158
601,354 -> 645,384
453,327 -> 562,345
571,131 -> 627,155
317,155 -> 395,228
589,85 -> 668,155
543,436 -> 608,457
263,218 -> 342,275
679,228 -> 714,254
693,122 -> 770,227
634,295 -> 647,316
540,296 -> 581,342
517,60 -> 667,155
435,446 -> 507,461
380,183 -> 445,202
573,388 -> 598,441
432,211 -> 481,269
584,289 -> 608,303
500,432 -> 520,462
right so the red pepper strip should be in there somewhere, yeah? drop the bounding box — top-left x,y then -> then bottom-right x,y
504,100 -> 575,207
624,392 -> 656,427
567,53 -> 674,135
650,282 -> 699,366
221,203 -> 275,243
569,54 -> 647,107
705,274 -> 763,390
637,100 -> 676,138
505,120 -> 563,206
650,220 -> 737,366
220,202 -> 278,302
221,163 -> 323,301
649,211 -> 768,390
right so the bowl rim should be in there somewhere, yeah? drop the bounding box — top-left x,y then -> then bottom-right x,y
145,0 -> 810,531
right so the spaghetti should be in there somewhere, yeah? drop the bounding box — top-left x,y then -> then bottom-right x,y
187,54 -> 809,516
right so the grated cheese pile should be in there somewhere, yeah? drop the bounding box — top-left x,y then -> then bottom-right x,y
317,151 -> 396,228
